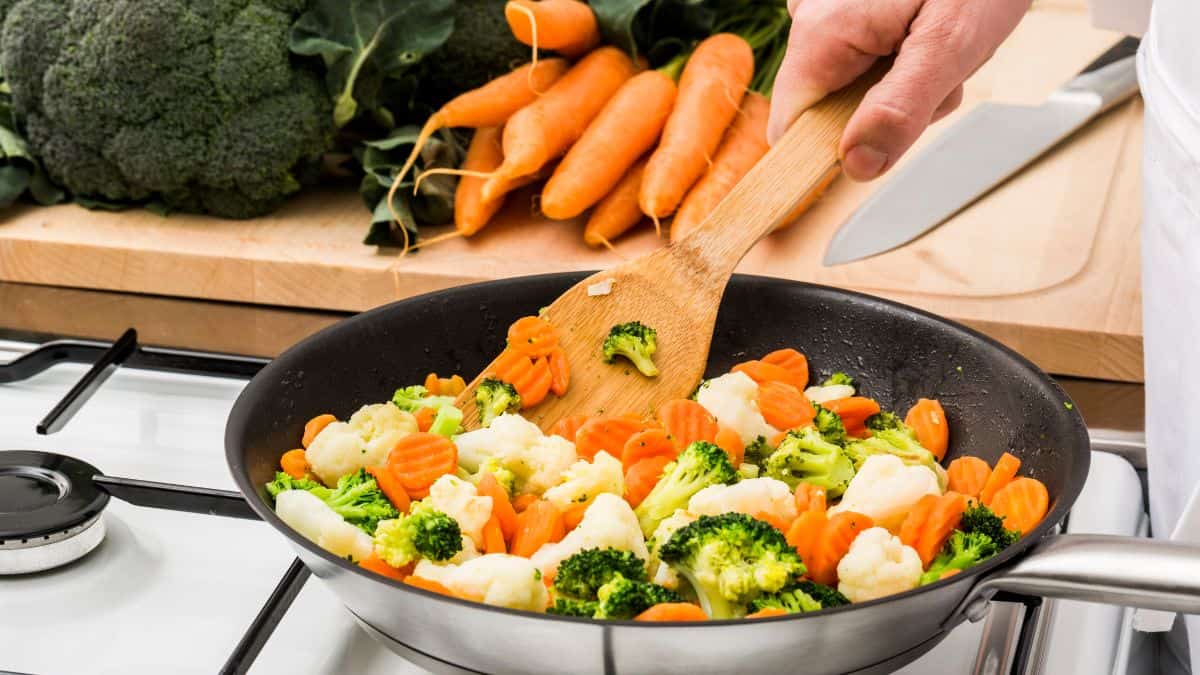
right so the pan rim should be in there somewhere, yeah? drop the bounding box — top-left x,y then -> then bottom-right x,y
226,271 -> 1090,629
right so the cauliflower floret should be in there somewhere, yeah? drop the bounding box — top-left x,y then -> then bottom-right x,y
530,493 -> 649,577
696,372 -> 781,446
542,451 -> 625,509
836,527 -> 922,602
413,554 -> 548,612
453,414 -> 577,496
306,403 -> 418,486
275,490 -> 373,561
804,384 -> 856,404
829,455 -> 941,532
647,509 -> 698,590
687,477 -> 799,524
426,475 -> 493,548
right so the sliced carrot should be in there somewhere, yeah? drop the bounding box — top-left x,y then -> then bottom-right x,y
794,483 -> 827,515
714,425 -> 744,467
424,372 -> 442,395
302,413 -> 336,448
808,511 -> 874,586
487,348 -> 554,408
360,552 -> 412,581
760,348 -> 809,389
634,602 -> 708,621
732,360 -> 804,390
413,407 -> 436,433
754,510 -> 791,533
548,346 -> 570,396
367,465 -> 411,514
507,316 -> 559,358
575,417 -> 646,461
512,493 -> 539,513
905,399 -> 950,461
562,502 -> 588,531
624,455 -> 672,509
989,477 -> 1049,535
823,397 -> 882,433
549,414 -> 591,443
900,492 -> 967,567
386,433 -> 458,500
280,449 -> 308,480
947,456 -> 991,498
940,569 -> 962,581
476,472 -> 517,541
621,428 -> 677,471
744,607 -> 789,619
483,515 -> 507,554
786,509 -> 827,565
898,495 -> 937,554
980,452 -> 1022,507
657,399 -> 719,451
757,381 -> 817,431
404,575 -> 458,598
510,500 -> 566,558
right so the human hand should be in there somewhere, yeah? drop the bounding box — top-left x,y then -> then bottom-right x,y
768,0 -> 1030,181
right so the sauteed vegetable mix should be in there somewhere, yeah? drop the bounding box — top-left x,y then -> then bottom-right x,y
265,315 -> 1049,621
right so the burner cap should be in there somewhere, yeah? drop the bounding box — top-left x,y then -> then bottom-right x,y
0,451 -> 108,573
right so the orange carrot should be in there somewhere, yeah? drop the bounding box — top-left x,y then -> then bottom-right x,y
744,607 -> 789,619
621,428 -> 677,470
476,473 -> 517,541
757,381 -> 817,431
512,493 -> 539,513
454,126 -> 508,237
548,346 -> 570,396
989,477 -> 1049,535
404,575 -> 458,598
657,399 -> 719,451
947,456 -> 991,498
898,494 -> 936,553
714,425 -> 744,467
754,510 -> 791,533
640,34 -> 754,219
905,399 -> 950,461
280,449 -> 308,480
980,452 -> 1022,507
386,432 -> 458,499
483,47 -> 637,202
302,413 -> 337,448
413,407 -> 436,433
732,359 -> 805,390
424,372 -> 443,395
486,348 -> 554,408
549,414 -> 591,443
505,0 -> 600,56
483,515 -> 507,554
670,92 -> 770,242
360,552 -> 412,581
507,316 -> 559,358
562,502 -> 588,531
575,417 -> 646,460
624,455 -> 671,508
786,509 -> 827,564
900,492 -> 968,567
824,397 -> 882,434
584,156 -> 649,247
510,500 -> 566,558
542,70 -> 677,219
367,466 -> 411,514
794,483 -> 827,515
808,511 -> 874,586
761,349 -> 810,389
635,602 -> 708,621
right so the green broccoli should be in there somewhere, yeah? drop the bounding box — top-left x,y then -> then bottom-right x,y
372,502 -> 463,567
415,0 -> 531,108
792,579 -> 850,608
763,428 -> 856,497
689,379 -> 712,400
737,463 -> 761,480
844,428 -> 939,477
265,468 -> 398,534
659,513 -> 806,619
553,548 -> 648,600
634,441 -> 738,536
864,410 -> 906,433
812,404 -> 848,445
919,530 -> 999,585
821,372 -> 856,388
547,597 -> 601,617
593,574 -> 682,619
428,405 -> 463,438
265,472 -> 325,499
960,503 -> 1021,549
743,436 -> 773,466
0,0 -> 333,218
473,457 -> 518,495
602,321 -> 659,377
391,385 -> 457,413
747,587 -> 821,614
475,378 -> 521,427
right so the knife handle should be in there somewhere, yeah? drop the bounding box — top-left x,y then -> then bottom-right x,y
1055,36 -> 1140,115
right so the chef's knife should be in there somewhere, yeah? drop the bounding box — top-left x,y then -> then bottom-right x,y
823,36 -> 1140,266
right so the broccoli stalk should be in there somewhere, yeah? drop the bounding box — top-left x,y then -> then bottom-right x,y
475,378 -> 521,427
372,502 -> 463,568
960,503 -> 1021,549
634,441 -> 738,537
919,531 -> 999,585
763,428 -> 856,497
266,468 -> 398,534
602,322 -> 659,377
428,405 -> 463,438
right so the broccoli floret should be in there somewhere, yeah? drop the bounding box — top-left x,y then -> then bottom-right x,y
764,428 -> 856,497
594,574 -> 682,619
266,468 -> 397,534
602,321 -> 659,377
747,587 -> 821,614
659,513 -> 806,619
553,548 -> 648,600
864,410 -> 906,433
743,436 -> 773,466
844,429 -> 939,476
1,0 -> 333,218
414,0 -> 530,108
475,378 -> 521,427
634,441 -> 738,536
265,471 -> 326,500
960,503 -> 1021,549
547,597 -> 601,617
812,404 -> 848,445
689,379 -> 712,400
822,372 -> 856,388
372,502 -> 463,567
391,385 -> 457,413
919,530 -> 999,585
473,457 -> 518,494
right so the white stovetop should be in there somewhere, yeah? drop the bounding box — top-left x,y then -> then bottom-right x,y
0,341 -> 1145,675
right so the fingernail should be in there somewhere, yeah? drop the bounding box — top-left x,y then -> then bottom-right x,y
843,145 -> 888,181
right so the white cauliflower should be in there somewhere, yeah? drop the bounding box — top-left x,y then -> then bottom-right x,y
530,493 -> 649,577
696,372 -> 780,446
804,384 -> 856,404
542,451 -> 625,510
275,490 -> 373,561
305,403 -> 418,486
836,527 -> 923,602
830,454 -> 941,532
453,414 -> 577,496
647,509 -> 698,590
450,535 -> 481,564
687,477 -> 798,524
426,475 -> 493,548
413,554 -> 548,612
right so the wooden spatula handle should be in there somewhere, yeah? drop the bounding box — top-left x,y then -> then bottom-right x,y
677,64 -> 886,272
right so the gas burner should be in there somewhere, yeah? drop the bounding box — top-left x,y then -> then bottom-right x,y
0,450 -> 109,574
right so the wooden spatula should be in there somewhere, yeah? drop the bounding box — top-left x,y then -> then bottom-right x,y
455,71 -> 880,431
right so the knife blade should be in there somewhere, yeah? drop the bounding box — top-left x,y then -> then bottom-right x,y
823,36 -> 1141,267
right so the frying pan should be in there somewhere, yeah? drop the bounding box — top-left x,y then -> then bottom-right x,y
226,273 -> 1200,675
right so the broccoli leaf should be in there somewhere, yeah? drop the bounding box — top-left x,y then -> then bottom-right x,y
356,125 -> 463,247
0,95 -> 62,209
589,0 -> 655,56
290,0 -> 456,127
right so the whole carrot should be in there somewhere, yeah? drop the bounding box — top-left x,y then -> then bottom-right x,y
454,127 -> 506,236
505,0 -> 600,57
584,156 -> 648,247
640,34 -> 754,219
541,70 -> 677,220
670,92 -> 770,242
482,47 -> 637,203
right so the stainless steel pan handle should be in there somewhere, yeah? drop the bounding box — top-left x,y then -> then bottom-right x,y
954,534 -> 1200,625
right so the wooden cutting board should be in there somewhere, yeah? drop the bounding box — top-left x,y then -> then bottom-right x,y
0,1 -> 1144,382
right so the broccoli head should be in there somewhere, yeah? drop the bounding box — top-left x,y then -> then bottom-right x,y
372,502 -> 463,567
864,410 -> 906,433
553,548 -> 648,600
265,471 -> 325,499
821,372 -> 856,388
743,436 -> 773,466
763,428 -> 856,497
960,503 -> 1021,549
392,385 -> 456,413
474,457 -> 518,495
602,321 -> 659,377
812,404 -> 848,445
475,378 -> 521,427
659,513 -> 806,619
593,574 -> 682,619
748,580 -> 849,614
919,530 -> 999,585
792,579 -> 850,608
844,429 -> 939,479
547,597 -> 601,617
266,468 -> 397,534
0,0 -> 334,218
634,441 -> 738,537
